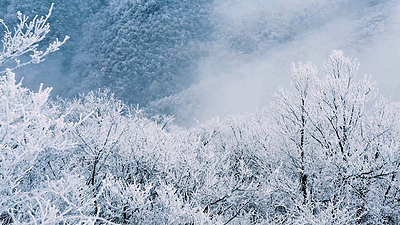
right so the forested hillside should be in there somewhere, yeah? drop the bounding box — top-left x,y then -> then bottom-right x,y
0,0 -> 212,106
1,2 -> 400,225
2,0 -> 399,127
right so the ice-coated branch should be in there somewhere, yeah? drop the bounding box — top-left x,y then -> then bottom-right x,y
0,3 -> 69,74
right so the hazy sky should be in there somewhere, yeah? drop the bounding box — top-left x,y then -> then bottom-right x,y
187,0 -> 400,123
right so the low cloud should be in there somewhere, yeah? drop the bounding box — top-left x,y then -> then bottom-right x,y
177,0 -> 400,125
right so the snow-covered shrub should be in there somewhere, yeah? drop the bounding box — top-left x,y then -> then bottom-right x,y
179,112 -> 275,224
0,69 -> 89,224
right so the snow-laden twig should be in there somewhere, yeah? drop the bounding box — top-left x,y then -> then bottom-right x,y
0,3 -> 69,74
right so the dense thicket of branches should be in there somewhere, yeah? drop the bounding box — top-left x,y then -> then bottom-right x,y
2,5 -> 400,225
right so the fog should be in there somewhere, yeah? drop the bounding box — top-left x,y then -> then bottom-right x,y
187,0 -> 400,124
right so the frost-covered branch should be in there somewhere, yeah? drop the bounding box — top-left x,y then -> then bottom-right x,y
0,3 -> 69,74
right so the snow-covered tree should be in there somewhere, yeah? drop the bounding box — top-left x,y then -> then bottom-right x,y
271,50 -> 400,224
0,6 -> 98,224
0,68 -> 96,224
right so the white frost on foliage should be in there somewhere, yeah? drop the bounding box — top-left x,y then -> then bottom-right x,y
0,3 -> 69,73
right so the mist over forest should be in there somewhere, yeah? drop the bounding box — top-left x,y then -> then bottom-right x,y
1,0 -> 400,126
2,0 -> 400,224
